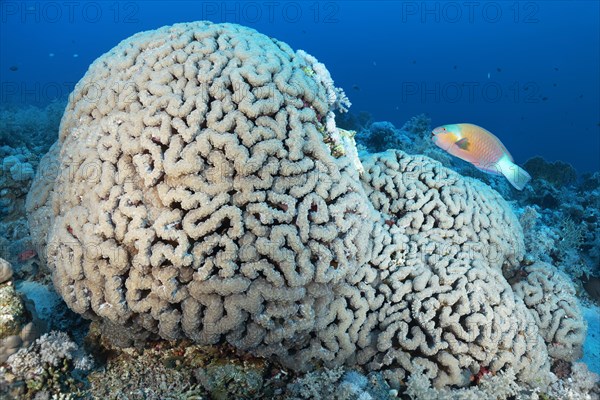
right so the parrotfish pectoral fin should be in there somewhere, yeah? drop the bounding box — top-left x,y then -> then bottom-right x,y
496,156 -> 531,190
455,138 -> 470,150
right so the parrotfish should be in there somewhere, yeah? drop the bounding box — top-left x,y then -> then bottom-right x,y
431,123 -> 531,190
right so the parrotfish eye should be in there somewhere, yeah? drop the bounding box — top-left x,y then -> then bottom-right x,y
432,126 -> 447,136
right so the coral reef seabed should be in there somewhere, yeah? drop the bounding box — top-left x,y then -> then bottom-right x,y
1,21 -> 599,400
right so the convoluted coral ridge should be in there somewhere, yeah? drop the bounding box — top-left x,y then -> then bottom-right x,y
359,151 -> 548,387
360,150 -> 525,272
512,261 -> 587,361
27,21 -> 562,389
28,21 -> 375,365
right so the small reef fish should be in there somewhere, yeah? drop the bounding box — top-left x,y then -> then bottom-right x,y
431,123 -> 531,190
17,249 -> 36,262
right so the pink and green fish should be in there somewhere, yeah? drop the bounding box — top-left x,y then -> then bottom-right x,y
431,123 -> 531,190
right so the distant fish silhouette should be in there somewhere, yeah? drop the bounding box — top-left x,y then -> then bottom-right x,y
9,65 -> 18,72
352,84 -> 360,91
496,67 -> 502,72
432,123 -> 531,190
554,67 -> 559,71
453,65 -> 458,69
542,96 -> 548,101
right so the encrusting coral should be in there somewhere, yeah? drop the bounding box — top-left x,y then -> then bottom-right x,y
25,21 -> 584,389
511,261 -> 587,361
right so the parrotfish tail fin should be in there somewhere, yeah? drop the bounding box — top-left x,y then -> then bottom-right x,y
496,156 -> 531,190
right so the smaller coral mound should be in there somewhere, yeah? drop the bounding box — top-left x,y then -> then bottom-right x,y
0,258 -> 13,284
359,150 -> 549,388
2,155 -> 35,182
0,258 -> 43,364
512,261 -> 587,361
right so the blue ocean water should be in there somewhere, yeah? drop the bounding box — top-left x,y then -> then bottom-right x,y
1,3 -> 600,399
0,0 -> 598,173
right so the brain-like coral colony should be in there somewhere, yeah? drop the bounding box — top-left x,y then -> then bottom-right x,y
25,21 -> 588,392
